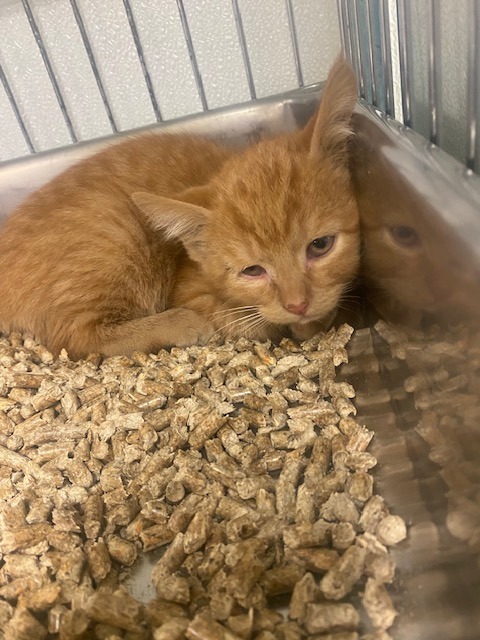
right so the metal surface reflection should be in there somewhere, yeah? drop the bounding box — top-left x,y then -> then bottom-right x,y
351,103 -> 480,328
349,100 -> 480,640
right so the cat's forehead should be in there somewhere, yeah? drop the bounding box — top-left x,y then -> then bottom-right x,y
214,144 -> 349,240
226,144 -> 307,194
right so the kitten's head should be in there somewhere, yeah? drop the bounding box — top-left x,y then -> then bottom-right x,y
134,57 -> 359,334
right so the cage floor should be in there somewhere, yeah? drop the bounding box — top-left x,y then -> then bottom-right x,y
0,325 -> 398,639
0,322 -> 479,640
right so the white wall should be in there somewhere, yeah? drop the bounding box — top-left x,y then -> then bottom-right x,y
0,0 -> 341,163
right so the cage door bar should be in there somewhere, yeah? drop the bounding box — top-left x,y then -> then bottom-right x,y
0,63 -> 35,154
466,0 -> 480,172
68,0 -> 118,134
427,0 -> 442,146
231,0 -> 256,101
379,0 -> 394,116
337,0 -> 352,63
122,0 -> 162,122
285,0 -> 304,88
347,0 -> 366,98
364,0 -> 378,106
176,0 -> 208,111
22,0 -> 77,143
395,0 -> 412,127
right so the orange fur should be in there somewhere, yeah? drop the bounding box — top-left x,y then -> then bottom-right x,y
0,57 -> 360,358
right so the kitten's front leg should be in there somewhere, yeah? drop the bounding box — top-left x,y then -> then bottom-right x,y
162,308 -> 215,347
99,308 -> 214,356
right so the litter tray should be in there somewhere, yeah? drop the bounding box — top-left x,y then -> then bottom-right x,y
0,87 -> 479,640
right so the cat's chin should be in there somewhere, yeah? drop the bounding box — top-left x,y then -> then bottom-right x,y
289,310 -> 338,341
296,309 -> 337,326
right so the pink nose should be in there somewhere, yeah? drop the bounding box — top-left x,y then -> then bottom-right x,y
285,300 -> 309,316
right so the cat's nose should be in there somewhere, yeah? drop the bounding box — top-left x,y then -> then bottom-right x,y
285,300 -> 309,316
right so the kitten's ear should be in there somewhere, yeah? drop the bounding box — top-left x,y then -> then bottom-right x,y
305,56 -> 357,164
132,189 -> 211,258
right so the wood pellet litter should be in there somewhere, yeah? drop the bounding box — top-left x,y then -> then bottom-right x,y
0,326 -> 406,640
376,320 -> 480,571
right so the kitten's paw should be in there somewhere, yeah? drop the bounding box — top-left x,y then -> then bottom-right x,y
170,309 -> 214,347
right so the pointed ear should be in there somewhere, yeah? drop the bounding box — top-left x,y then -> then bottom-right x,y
305,56 -> 357,163
132,187 -> 211,257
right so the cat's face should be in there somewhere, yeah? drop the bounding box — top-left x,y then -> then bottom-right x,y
192,145 -> 359,331
133,57 -> 360,335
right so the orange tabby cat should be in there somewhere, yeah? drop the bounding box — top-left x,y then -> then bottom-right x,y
0,57 -> 359,359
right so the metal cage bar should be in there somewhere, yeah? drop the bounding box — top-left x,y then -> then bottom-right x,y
337,0 -> 353,64
466,0 -> 480,171
337,0 -> 347,55
285,0 -> 304,88
68,0 -> 118,134
0,63 -> 35,154
175,0 -> 208,111
348,0 -> 366,98
378,0 -> 394,116
396,0 -> 412,127
122,0 -> 162,122
364,0 -> 378,106
358,1 -> 376,104
427,0 -> 442,146
21,0 -> 78,143
231,0 -> 256,101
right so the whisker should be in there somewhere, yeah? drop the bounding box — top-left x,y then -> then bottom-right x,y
211,305 -> 257,319
337,302 -> 355,312
211,311 -> 261,339
233,315 -> 268,339
221,311 -> 260,328
338,296 -> 362,305
214,304 -> 257,312
342,280 -> 360,292
226,313 -> 262,333
212,305 -> 257,314
211,307 -> 257,321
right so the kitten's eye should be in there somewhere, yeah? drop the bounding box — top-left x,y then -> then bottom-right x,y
307,236 -> 336,259
241,265 -> 266,277
389,225 -> 420,247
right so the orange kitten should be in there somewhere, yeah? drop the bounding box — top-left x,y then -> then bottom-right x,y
0,58 -> 359,359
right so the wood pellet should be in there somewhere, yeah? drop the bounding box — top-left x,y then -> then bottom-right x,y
376,320 -> 480,570
0,326 -> 405,638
